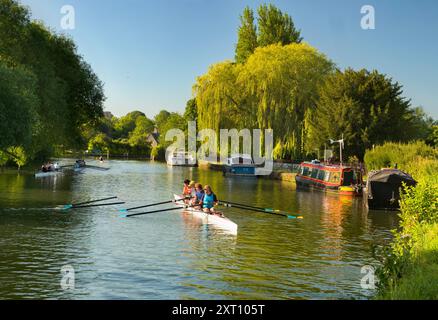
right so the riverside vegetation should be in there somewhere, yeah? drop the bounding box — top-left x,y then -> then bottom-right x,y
365,142 -> 438,299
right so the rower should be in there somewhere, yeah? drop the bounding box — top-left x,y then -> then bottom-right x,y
182,179 -> 193,202
201,185 -> 223,216
191,183 -> 205,208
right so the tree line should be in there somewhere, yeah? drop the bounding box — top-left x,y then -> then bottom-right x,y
0,0 -> 105,168
83,108 -> 191,159
1,1 -> 436,167
194,4 -> 437,161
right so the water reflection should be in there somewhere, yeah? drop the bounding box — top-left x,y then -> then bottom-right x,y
0,161 -> 395,299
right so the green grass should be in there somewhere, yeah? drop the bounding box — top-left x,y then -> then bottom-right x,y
380,224 -> 438,300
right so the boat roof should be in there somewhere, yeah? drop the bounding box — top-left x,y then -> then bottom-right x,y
229,153 -> 252,159
368,169 -> 416,183
300,161 -> 354,171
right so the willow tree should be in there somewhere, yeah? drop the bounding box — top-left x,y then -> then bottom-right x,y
194,61 -> 251,134
238,43 -> 333,158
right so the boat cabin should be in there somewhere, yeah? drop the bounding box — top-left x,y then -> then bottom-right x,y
167,151 -> 197,167
226,154 -> 254,166
224,154 -> 256,176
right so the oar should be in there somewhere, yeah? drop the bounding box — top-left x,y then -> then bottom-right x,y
219,201 -> 303,219
85,165 -> 110,171
121,205 -> 193,218
68,202 -> 125,209
119,196 -> 190,213
218,200 -> 300,217
63,196 -> 118,209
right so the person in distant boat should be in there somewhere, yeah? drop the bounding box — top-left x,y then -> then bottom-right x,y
99,156 -> 104,162
191,183 -> 205,208
201,185 -> 223,216
41,164 -> 48,173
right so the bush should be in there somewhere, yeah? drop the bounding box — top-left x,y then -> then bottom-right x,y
364,141 -> 437,174
151,145 -> 166,161
376,166 -> 438,299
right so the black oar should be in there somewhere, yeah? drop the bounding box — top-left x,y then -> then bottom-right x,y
68,201 -> 125,209
121,205 -> 194,218
85,165 -> 110,171
119,196 -> 189,213
62,196 -> 118,209
219,199 -> 301,217
219,201 -> 303,219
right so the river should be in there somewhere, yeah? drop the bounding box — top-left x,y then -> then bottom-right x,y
0,160 -> 398,299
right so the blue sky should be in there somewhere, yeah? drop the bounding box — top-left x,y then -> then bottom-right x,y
20,0 -> 438,119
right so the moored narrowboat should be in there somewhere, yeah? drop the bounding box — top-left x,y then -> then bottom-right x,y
295,160 -> 363,196
365,169 -> 416,211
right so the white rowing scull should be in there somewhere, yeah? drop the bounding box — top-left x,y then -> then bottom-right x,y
174,194 -> 238,235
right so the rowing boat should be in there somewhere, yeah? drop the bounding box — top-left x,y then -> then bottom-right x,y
35,170 -> 63,178
174,194 -> 238,235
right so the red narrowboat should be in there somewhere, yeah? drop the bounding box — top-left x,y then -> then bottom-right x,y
295,161 -> 363,196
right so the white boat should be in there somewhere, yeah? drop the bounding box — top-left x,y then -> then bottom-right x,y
174,194 -> 238,235
167,151 -> 197,167
35,170 -> 63,178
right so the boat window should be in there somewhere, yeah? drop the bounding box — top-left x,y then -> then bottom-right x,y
343,171 -> 354,186
311,169 -> 319,179
302,167 -> 310,176
324,171 -> 331,182
329,172 -> 341,183
317,170 -> 325,181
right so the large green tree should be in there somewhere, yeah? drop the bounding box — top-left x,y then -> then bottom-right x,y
184,98 -> 198,122
235,6 -> 258,64
309,69 -> 418,159
0,0 -> 105,164
0,58 -> 38,151
195,43 -> 333,159
128,115 -> 155,147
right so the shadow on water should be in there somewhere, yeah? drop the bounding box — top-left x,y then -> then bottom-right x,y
0,161 -> 397,299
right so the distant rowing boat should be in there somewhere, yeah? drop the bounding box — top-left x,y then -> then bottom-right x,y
174,194 -> 238,235
35,169 -> 63,178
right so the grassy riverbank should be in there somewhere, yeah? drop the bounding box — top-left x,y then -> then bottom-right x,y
380,223 -> 438,299
366,142 -> 438,300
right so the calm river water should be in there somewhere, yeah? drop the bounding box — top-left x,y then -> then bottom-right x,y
0,160 -> 398,299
